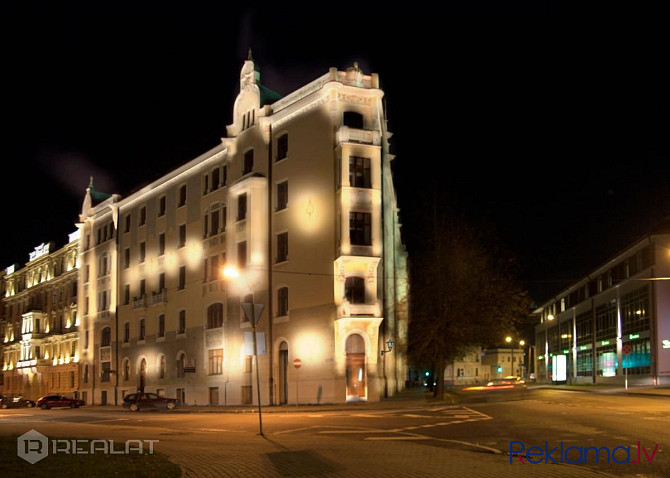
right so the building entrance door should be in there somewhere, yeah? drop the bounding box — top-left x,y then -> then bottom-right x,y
345,334 -> 366,400
279,342 -> 288,404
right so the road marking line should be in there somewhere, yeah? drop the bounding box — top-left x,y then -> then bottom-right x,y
365,436 -> 429,441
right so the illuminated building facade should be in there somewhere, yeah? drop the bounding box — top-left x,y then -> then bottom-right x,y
533,220 -> 670,386
0,237 -> 81,400
76,56 -> 409,406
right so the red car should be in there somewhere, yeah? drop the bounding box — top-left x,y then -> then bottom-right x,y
37,395 -> 86,409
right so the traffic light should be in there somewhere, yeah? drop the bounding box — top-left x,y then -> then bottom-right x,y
497,365 -> 503,373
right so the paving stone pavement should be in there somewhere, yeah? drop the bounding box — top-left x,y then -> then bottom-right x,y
155,384 -> 668,477
158,430 -> 617,478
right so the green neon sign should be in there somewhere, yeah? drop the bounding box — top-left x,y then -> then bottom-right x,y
629,334 -> 640,340
601,340 -> 610,346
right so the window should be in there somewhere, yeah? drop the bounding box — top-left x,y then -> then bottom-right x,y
139,206 -> 147,226
276,232 -> 288,263
124,248 -> 130,269
212,168 -> 220,190
178,184 -> 187,207
139,318 -> 146,341
84,265 -> 90,283
158,196 -> 166,216
203,174 -> 209,195
158,233 -> 165,256
243,149 -> 254,175
123,322 -> 130,343
158,314 -> 165,338
124,214 -> 131,233
158,273 -> 165,292
208,348 -> 223,375
101,362 -> 111,382
140,279 -> 146,298
277,287 -> 289,317
101,327 -> 111,347
349,156 -> 371,188
159,355 -> 166,379
123,359 -> 130,381
350,212 -> 372,246
178,310 -> 186,334
277,134 -> 288,161
211,203 -> 220,236
178,224 -> 186,248
343,111 -> 364,129
123,284 -> 130,305
178,266 -> 186,290
222,165 -> 228,186
345,277 -> 365,304
99,253 -> 110,276
140,242 -> 146,263
210,255 -> 219,281
237,193 -> 247,221
237,241 -> 247,268
207,303 -> 224,329
277,181 -> 288,210
177,353 -> 186,378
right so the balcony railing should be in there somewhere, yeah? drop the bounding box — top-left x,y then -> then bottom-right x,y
133,295 -> 148,309
337,126 -> 381,146
151,289 -> 168,305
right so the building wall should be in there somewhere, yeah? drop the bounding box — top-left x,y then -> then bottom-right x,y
1,237 -> 80,401
534,232 -> 670,386
73,59 -> 409,406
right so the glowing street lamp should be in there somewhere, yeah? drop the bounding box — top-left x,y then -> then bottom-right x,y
505,336 -> 526,378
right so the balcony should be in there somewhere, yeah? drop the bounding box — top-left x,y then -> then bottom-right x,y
133,295 -> 148,309
151,289 -> 168,305
337,126 -> 380,146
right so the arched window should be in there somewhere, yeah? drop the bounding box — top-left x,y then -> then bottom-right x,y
207,303 -> 224,329
101,327 -> 111,347
345,277 -> 366,304
158,354 -> 166,379
177,352 -> 186,378
123,358 -> 130,381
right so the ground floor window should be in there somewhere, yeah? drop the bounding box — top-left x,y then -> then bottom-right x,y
596,343 -> 617,376
623,338 -> 651,374
576,350 -> 593,376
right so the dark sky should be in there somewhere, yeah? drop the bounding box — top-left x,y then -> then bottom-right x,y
3,3 -> 669,304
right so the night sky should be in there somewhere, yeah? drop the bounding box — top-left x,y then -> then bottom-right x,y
3,3 -> 669,304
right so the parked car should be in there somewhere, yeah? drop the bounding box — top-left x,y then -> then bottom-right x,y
0,394 -> 36,409
37,395 -> 85,409
123,392 -> 180,411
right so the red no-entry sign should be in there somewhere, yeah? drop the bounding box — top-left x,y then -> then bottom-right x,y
293,358 -> 302,369
622,344 -> 632,355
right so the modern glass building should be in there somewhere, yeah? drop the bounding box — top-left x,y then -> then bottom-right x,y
534,218 -> 670,386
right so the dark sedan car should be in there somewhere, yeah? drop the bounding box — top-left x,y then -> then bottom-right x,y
123,392 -> 180,411
0,395 -> 36,409
37,395 -> 86,409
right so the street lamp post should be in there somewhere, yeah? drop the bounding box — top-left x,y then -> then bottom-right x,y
506,336 -> 525,378
223,265 -> 264,436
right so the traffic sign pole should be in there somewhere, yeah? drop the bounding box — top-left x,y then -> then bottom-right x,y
622,344 -> 632,390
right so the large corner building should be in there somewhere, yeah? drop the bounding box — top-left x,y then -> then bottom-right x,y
1,56 -> 409,406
